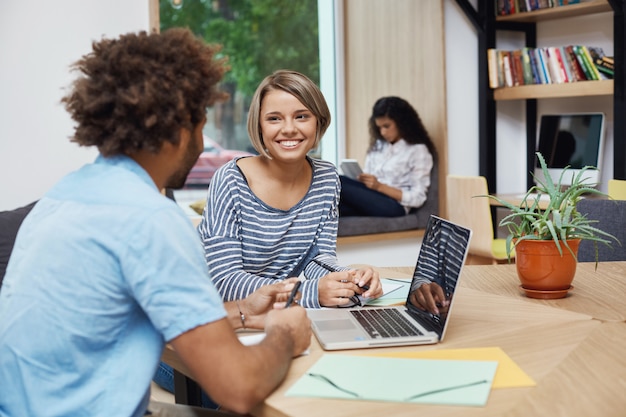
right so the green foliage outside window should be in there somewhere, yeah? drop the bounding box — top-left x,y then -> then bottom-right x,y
159,0 -> 320,98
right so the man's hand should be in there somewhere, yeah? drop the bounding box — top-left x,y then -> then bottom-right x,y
265,307 -> 311,357
237,278 -> 301,329
409,282 -> 449,315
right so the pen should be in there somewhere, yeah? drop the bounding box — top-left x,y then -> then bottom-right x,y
285,280 -> 302,308
312,258 -> 369,291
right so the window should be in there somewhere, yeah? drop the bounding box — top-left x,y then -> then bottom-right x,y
158,0 -> 340,193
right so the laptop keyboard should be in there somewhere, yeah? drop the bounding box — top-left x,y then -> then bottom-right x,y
350,308 -> 424,339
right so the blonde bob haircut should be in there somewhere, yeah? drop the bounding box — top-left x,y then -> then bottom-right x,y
247,69 -> 331,159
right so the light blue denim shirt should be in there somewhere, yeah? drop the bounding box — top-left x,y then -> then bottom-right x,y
0,155 -> 225,417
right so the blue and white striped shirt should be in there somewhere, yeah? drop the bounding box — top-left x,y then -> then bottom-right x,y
199,156 -> 345,308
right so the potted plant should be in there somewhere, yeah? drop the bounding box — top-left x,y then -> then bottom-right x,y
486,152 -> 619,299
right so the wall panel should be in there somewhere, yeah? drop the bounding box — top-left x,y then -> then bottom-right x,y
344,0 -> 448,214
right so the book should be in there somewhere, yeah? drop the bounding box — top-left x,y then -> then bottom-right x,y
573,45 -> 595,80
587,46 -> 606,62
586,46 -> 613,78
528,48 -> 542,84
496,50 -> 506,87
564,45 -> 587,81
487,48 -> 500,88
531,48 -> 547,84
595,56 -> 614,77
521,48 -> 534,85
502,52 -> 514,87
512,49 -> 525,86
546,47 -> 565,83
340,159 -> 363,180
504,51 -> 519,86
580,46 -> 602,80
558,46 -> 574,83
601,56 -> 614,66
497,0 -> 507,15
537,48 -> 552,84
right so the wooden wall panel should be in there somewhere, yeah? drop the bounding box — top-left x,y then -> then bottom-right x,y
343,0 -> 448,215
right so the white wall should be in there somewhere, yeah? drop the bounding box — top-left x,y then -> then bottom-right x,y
0,0 -> 150,210
445,0 -> 480,178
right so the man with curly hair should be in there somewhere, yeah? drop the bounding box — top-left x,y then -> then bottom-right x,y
0,28 -> 311,417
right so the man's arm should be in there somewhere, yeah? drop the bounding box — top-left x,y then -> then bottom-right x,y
170,307 -> 310,415
222,278 -> 301,330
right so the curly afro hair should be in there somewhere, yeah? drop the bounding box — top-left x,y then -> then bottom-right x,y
62,28 -> 229,156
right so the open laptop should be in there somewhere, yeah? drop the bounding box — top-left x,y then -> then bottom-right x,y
308,215 -> 472,350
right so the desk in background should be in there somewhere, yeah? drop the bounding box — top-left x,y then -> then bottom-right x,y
490,193 -> 606,211
164,263 -> 626,417
489,193 -> 550,210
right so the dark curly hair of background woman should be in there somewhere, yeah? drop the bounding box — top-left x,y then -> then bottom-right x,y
62,28 -> 229,156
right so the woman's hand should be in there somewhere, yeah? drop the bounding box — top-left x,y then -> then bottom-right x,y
317,267 -> 382,307
351,266 -> 382,299
357,173 -> 381,191
358,173 -> 403,202
318,270 -> 362,307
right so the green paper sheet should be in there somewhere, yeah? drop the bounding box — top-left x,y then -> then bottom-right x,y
364,278 -> 411,306
286,354 -> 498,406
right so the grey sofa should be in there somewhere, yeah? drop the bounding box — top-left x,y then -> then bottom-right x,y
0,201 -> 37,288
337,162 -> 439,237
576,199 -> 626,262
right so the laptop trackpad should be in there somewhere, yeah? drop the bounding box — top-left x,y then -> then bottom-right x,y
316,319 -> 357,331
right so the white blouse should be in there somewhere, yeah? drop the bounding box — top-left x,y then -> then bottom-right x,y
364,139 -> 433,212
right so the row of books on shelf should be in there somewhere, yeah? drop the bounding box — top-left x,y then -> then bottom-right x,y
487,45 -> 614,89
497,0 -> 580,16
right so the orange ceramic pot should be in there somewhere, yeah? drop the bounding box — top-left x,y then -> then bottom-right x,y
515,239 -> 580,298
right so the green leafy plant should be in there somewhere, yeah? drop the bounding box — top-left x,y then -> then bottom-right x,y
485,152 -> 619,262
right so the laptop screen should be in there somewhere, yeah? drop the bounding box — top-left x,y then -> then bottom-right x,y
404,216 -> 472,338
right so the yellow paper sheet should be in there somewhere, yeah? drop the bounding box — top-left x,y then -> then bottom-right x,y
363,346 -> 535,389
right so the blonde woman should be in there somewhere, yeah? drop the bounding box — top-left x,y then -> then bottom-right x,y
200,70 -> 383,308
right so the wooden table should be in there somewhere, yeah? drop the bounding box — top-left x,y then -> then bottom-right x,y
164,263 -> 626,417
459,261 -> 626,322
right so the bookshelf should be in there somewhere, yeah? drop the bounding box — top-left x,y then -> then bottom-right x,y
497,0 -> 612,23
493,80 -> 614,100
455,0 -> 624,192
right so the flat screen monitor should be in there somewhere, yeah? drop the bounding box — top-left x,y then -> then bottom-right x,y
534,113 -> 605,188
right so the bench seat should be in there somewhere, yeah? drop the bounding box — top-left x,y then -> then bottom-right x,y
337,160 -> 439,240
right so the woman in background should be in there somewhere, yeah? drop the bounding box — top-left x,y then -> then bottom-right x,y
339,96 -> 437,217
